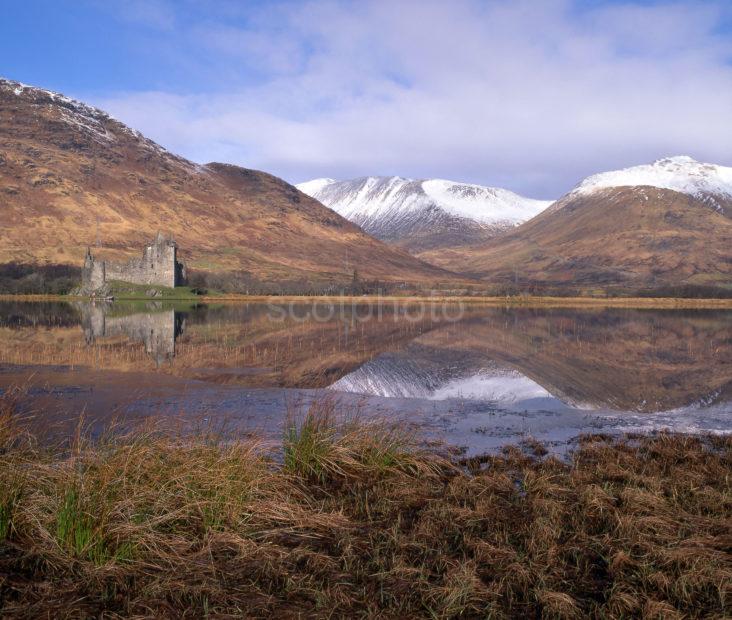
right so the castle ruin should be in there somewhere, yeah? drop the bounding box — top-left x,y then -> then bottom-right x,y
81,232 -> 186,295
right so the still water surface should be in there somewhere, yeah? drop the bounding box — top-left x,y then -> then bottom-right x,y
0,300 -> 730,454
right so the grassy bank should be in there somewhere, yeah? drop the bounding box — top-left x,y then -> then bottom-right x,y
0,396 -> 729,618
200,294 -> 732,309
103,281 -> 205,301
2,292 -> 732,308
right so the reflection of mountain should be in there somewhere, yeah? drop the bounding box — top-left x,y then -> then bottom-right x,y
329,344 -> 550,405
81,304 -> 185,366
330,309 -> 732,413
173,304 -> 455,388
451,309 -> 732,412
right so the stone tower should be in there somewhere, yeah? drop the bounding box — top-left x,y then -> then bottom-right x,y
81,247 -> 106,293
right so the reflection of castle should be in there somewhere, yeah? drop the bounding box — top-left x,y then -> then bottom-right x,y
81,232 -> 186,295
81,304 -> 185,366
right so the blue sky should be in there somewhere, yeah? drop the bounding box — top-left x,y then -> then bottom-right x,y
3,0 -> 732,197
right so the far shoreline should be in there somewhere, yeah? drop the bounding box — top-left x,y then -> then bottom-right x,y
1,293 -> 732,309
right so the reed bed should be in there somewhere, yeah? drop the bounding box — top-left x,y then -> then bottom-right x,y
0,393 -> 729,618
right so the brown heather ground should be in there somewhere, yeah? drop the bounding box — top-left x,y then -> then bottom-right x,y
0,392 -> 730,618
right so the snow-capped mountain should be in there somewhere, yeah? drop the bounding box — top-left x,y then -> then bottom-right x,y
566,156 -> 732,212
5,79 -> 187,163
0,77 -> 451,286
296,176 -> 553,253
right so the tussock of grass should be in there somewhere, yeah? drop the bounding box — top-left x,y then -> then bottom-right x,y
283,397 -> 436,484
0,395 -> 729,618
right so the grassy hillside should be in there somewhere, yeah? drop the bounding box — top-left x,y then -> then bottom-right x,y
0,78 -> 455,290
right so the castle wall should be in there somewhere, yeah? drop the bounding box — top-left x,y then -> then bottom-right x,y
81,233 -> 185,293
90,261 -> 106,290
105,249 -> 176,288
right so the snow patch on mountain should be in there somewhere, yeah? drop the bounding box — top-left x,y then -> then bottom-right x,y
571,156 -> 732,201
296,178 -> 335,196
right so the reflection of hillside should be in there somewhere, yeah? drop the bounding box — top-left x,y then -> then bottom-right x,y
0,302 -> 473,385
0,301 -> 81,328
0,302 -> 730,413
172,304 -> 470,387
412,309 -> 732,412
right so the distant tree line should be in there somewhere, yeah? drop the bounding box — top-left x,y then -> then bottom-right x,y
632,284 -> 732,299
186,268 -> 400,296
0,263 -> 81,295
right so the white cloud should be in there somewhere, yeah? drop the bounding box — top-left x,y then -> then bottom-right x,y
90,0 -> 732,197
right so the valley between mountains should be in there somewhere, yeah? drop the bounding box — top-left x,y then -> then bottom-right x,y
2,77 -> 731,295
300,157 -> 732,294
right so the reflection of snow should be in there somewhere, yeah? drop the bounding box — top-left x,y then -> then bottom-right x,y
330,355 -> 554,407
328,355 -> 442,399
431,372 -> 550,403
596,401 -> 732,437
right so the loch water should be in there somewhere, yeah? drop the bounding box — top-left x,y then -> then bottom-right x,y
0,300 -> 730,454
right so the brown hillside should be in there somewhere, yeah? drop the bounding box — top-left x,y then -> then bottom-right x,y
418,186 -> 732,290
0,78 -> 453,287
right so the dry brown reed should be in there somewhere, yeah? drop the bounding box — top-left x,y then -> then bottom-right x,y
0,393 -> 729,618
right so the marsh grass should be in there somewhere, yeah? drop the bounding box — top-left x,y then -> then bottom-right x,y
283,397 -> 437,486
0,393 -> 729,618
